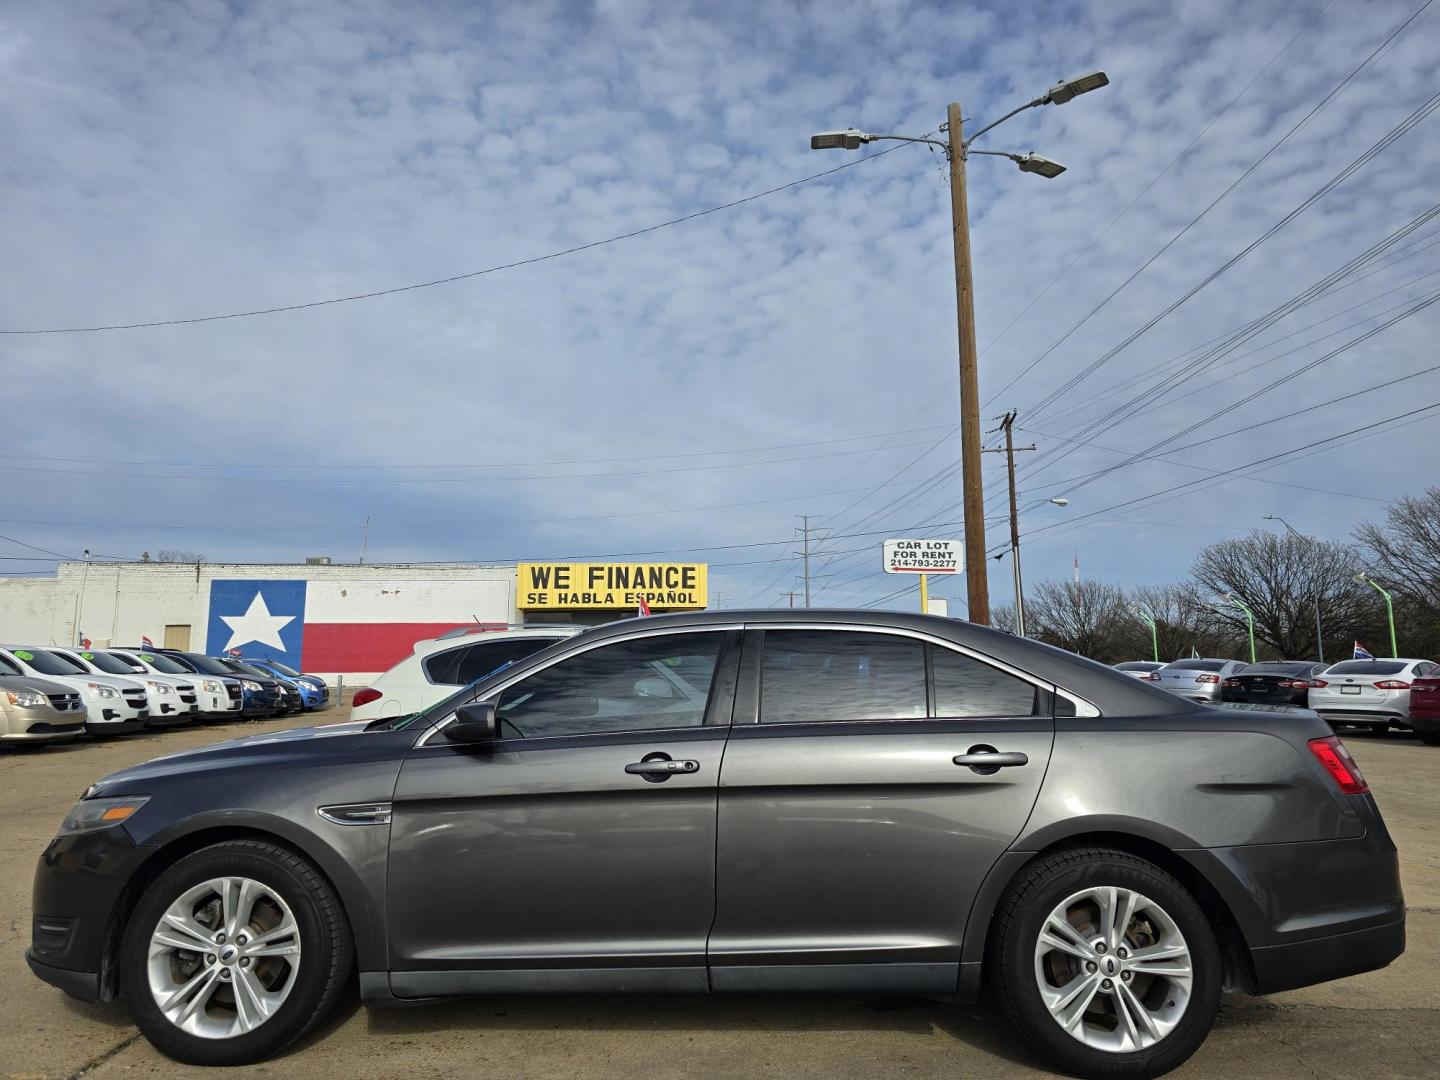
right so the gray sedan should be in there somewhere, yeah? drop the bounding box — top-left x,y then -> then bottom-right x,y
1148,658 -> 1246,703
28,610 -> 1402,1079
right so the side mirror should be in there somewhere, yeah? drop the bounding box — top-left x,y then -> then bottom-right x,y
444,701 -> 499,744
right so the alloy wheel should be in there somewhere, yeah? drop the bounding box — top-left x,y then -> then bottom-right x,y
1033,885 -> 1193,1053
146,876 -> 302,1039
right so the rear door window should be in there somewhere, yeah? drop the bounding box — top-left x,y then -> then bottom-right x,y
423,646 -> 467,685
760,630 -> 926,724
932,647 -> 1040,717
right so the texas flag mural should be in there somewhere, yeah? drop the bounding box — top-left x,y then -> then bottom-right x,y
206,578 -> 510,674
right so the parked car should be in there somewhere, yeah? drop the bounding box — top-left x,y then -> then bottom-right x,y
0,676 -> 86,744
214,658 -> 299,714
28,610 -> 1403,1078
1114,661 -> 1165,679
349,625 -> 582,722
1307,658 -> 1438,733
157,651 -> 281,718
1409,671 -> 1440,745
111,649 -> 243,721
0,646 -> 149,736
1146,658 -> 1246,704
50,648 -> 199,729
1221,661 -> 1329,708
243,658 -> 329,710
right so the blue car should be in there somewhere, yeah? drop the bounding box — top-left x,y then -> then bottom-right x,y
242,658 -> 330,710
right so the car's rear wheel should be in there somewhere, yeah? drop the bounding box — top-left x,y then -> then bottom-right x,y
988,848 -> 1220,1079
120,840 -> 352,1065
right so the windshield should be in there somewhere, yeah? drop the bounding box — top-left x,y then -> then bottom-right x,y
179,653 -> 233,676
226,661 -> 271,678
12,648 -> 87,676
82,651 -> 143,675
1163,660 -> 1226,672
1326,660 -> 1407,676
264,660 -> 301,677
139,651 -> 190,674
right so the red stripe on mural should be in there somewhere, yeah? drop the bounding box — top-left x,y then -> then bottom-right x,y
301,623 -> 482,673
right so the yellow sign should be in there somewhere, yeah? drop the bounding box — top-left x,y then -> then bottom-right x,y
517,562 -> 708,611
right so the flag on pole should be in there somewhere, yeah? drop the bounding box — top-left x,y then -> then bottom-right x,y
141,635 -> 154,648
637,597 -> 652,617
1354,641 -> 1373,660
227,648 -> 243,658
80,634 -> 91,649
1191,645 -> 1200,659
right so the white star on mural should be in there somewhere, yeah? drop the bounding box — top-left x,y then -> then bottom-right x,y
220,591 -> 296,652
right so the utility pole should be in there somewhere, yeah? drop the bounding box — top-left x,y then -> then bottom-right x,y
783,590 -> 798,608
799,515 -> 817,608
948,103 -> 990,626
360,515 -> 370,565
983,412 -> 1036,635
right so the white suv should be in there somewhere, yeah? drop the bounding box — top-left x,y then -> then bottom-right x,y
350,626 -> 583,722
52,648 -> 201,728
0,645 -> 150,736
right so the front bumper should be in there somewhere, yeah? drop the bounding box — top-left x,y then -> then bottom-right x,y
1,724 -> 84,743
26,950 -> 102,1002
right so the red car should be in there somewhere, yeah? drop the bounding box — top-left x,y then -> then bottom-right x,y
1412,670 -> 1440,745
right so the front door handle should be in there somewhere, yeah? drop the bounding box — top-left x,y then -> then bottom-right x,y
952,745 -> 1029,775
624,753 -> 700,782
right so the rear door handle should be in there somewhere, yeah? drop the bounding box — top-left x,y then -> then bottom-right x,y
952,746 -> 1029,774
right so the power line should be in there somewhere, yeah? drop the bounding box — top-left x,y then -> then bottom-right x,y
0,142 -> 918,335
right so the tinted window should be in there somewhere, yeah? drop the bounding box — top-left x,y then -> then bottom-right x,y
760,630 -> 925,724
179,653 -> 233,676
15,649 -> 86,676
265,660 -> 301,677
423,646 -> 468,684
133,651 -> 190,674
933,648 -> 1039,717
0,654 -> 21,676
78,651 -> 140,675
455,638 -> 562,685
1325,661 -> 1407,676
495,632 -> 721,738
1163,660 -> 1226,672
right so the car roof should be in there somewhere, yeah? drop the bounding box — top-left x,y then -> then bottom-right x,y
412,625 -> 584,657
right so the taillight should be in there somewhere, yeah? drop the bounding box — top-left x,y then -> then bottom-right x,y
1309,679 -> 1328,688
1280,679 -> 1307,689
1415,681 -> 1440,694
1374,680 -> 1410,690
1195,674 -> 1220,684
1223,678 -> 1241,687
1308,736 -> 1369,795
351,687 -> 382,707
1140,673 -> 1160,681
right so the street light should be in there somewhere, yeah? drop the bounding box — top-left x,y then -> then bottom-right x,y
1134,604 -> 1160,663
1219,592 -> 1257,664
1262,515 -> 1325,663
1353,571 -> 1398,658
810,69 -> 1109,626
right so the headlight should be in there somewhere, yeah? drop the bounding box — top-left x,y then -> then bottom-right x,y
241,680 -> 262,692
5,689 -> 46,707
202,679 -> 224,693
146,680 -> 174,695
58,796 -> 149,836
88,683 -> 119,699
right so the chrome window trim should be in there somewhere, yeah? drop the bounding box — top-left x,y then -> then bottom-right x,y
413,624 -> 744,748
751,621 -> 1102,720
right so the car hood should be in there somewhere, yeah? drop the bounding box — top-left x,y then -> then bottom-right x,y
0,674 -> 76,696
77,673 -> 147,690
90,720 -> 378,792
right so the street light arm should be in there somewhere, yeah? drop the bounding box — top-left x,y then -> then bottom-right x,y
861,133 -> 950,150
961,98 -> 1046,146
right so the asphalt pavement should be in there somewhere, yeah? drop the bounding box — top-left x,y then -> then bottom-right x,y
1,715 -> 1435,1080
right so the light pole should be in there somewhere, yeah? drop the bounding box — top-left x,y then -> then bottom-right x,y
1354,571 -> 1398,658
1220,592 -> 1256,664
1263,515 -> 1325,663
1134,604 -> 1160,663
811,70 -> 1109,626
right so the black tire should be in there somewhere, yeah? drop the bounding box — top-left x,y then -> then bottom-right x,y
987,847 -> 1221,1079
120,839 -> 353,1066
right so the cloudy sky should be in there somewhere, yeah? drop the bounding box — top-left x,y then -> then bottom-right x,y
2,0 -> 1438,614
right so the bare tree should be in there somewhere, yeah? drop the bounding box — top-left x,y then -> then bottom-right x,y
1356,488 -> 1440,614
1128,583 -> 1240,661
1025,580 -> 1134,662
1190,530 -> 1369,660
156,549 -> 205,564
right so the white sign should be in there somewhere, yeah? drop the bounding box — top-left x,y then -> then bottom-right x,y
883,538 -> 963,575
926,597 -> 950,617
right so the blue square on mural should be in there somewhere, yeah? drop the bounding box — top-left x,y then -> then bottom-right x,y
206,579 -> 307,664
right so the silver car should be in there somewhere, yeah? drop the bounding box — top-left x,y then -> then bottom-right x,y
1114,661 -> 1165,680
1308,658 -> 1438,732
1148,658 -> 1246,703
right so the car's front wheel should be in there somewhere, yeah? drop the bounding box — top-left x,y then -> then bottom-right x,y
120,839 -> 353,1065
988,848 -> 1221,1079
